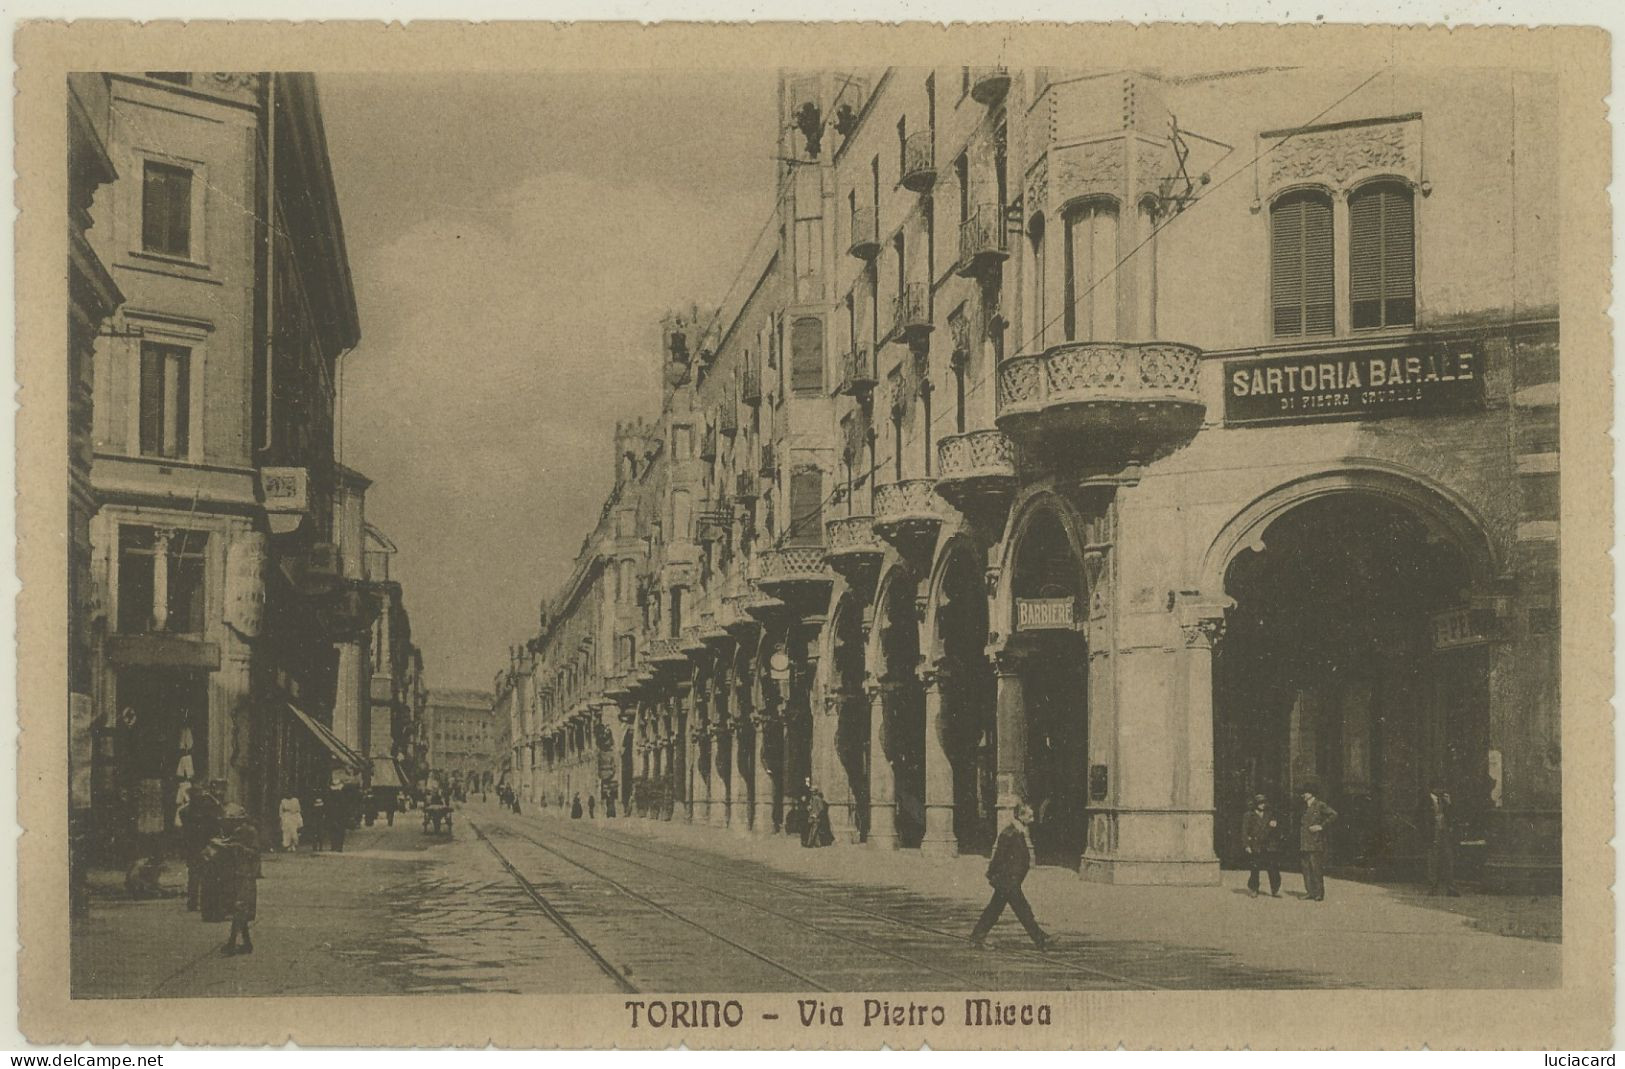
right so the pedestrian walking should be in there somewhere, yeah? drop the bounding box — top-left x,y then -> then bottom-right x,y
802,787 -> 833,847
571,793 -> 584,819
1241,794 -> 1283,897
969,802 -> 1050,950
327,783 -> 348,852
1298,783 -> 1337,901
278,793 -> 303,852
587,793 -> 596,819
307,792 -> 327,851
1420,779 -> 1461,896
211,803 -> 259,956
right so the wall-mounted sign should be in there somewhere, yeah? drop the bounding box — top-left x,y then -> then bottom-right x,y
1431,607 -> 1490,650
1224,343 -> 1484,426
1017,597 -> 1078,631
261,467 -> 309,511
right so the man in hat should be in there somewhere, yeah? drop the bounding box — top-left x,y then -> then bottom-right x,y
178,780 -> 223,911
1298,783 -> 1338,902
1241,794 -> 1283,897
970,802 -> 1050,951
214,803 -> 259,955
1420,778 -> 1461,896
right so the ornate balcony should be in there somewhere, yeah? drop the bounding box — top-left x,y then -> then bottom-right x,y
891,283 -> 932,344
874,478 -> 951,559
741,586 -> 788,623
995,341 -> 1205,462
838,346 -> 878,397
723,592 -> 763,636
969,67 -> 1011,106
848,205 -> 880,260
955,203 -> 1010,279
754,547 -> 833,604
701,610 -> 732,648
649,637 -> 689,669
735,470 -> 760,502
935,429 -> 1019,522
680,625 -> 709,657
603,673 -> 634,702
824,515 -> 884,581
901,130 -> 937,193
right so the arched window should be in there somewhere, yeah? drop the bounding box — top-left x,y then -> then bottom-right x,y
1063,199 -> 1119,342
1270,190 -> 1334,337
791,316 -> 824,393
1349,182 -> 1415,329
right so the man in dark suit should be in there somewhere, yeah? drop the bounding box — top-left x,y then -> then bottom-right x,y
1241,794 -> 1283,897
1298,783 -> 1337,901
969,802 -> 1050,950
1421,780 -> 1461,896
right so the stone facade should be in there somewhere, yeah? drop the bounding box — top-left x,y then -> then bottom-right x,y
504,66 -> 1559,890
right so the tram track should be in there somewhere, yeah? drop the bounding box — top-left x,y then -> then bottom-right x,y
491,818 -> 994,991
469,821 -> 638,993
473,819 -> 832,991
563,816 -> 1167,991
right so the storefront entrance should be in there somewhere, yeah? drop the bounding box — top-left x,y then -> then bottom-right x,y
108,668 -> 209,845
877,574 -> 925,848
1008,508 -> 1089,867
935,544 -> 998,855
1213,492 -> 1492,871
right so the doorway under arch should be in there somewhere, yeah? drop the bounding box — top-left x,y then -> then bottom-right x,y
829,591 -> 871,840
1213,490 -> 1492,872
875,571 -> 925,849
1008,506 -> 1090,867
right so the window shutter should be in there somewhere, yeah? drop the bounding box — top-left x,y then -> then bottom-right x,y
790,317 -> 824,393
1350,184 -> 1415,329
1269,199 -> 1305,336
1271,193 -> 1333,337
138,344 -> 164,456
788,469 -> 823,546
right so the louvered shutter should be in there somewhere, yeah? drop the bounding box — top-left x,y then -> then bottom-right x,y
139,344 -> 164,456
1351,184 -> 1415,329
790,316 -> 824,393
1270,199 -> 1305,336
1271,193 -> 1334,337
788,469 -> 824,546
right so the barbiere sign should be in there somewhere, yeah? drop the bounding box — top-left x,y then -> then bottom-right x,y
1224,342 -> 1485,425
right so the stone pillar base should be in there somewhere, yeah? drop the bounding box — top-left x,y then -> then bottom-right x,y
1079,854 -> 1222,885
919,804 -> 957,857
754,801 -> 776,836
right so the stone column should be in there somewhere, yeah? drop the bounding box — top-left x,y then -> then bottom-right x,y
732,720 -> 755,835
918,661 -> 959,857
814,693 -> 853,841
993,648 -> 1029,828
867,682 -> 897,849
753,710 -> 779,835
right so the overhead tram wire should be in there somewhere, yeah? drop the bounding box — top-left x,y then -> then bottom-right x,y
759,66 -> 1391,552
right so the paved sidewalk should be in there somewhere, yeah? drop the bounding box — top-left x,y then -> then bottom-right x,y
559,807 -> 1561,989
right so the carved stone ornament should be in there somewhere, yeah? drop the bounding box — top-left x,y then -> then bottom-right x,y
1181,615 -> 1227,650
1052,139 -> 1126,204
1265,118 -> 1421,193
1025,156 -> 1048,221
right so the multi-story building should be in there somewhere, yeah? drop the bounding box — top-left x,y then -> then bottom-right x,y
81,72 -> 365,853
515,66 -> 1559,891
362,522 -> 426,790
424,689 -> 499,793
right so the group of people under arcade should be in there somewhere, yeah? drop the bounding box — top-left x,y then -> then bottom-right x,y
275,777 -> 404,853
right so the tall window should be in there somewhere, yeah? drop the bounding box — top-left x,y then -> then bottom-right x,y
1270,190 -> 1335,337
788,469 -> 824,547
117,526 -> 207,633
1349,183 -> 1416,329
1063,200 -> 1119,342
141,160 -> 193,258
790,317 -> 824,393
138,341 -> 191,459
671,490 -> 692,542
955,153 -> 970,226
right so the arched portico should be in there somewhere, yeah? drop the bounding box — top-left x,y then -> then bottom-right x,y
866,562 -> 925,849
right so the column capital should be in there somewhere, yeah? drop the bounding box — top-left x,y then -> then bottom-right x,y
1173,592 -> 1234,650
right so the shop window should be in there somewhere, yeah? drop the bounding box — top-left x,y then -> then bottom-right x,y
117,526 -> 207,634
1063,200 -> 1119,342
788,469 -> 824,547
1349,182 -> 1416,329
790,316 -> 824,394
1270,190 -> 1335,337
138,341 -> 191,459
141,160 -> 194,258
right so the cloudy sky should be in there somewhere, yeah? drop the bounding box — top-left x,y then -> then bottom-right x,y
321,71 -> 779,691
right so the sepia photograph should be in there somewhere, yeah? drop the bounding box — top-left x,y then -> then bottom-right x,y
17,19 -> 1612,1049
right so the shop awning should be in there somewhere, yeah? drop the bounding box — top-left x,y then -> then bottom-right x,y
285,703 -> 367,773
369,755 -> 404,789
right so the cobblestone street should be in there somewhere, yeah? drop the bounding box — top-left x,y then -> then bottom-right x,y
71,802 -> 1559,998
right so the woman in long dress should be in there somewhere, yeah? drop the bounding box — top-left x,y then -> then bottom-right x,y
278,794 -> 303,851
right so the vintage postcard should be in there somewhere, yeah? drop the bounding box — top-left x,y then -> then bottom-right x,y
14,20 -> 1614,1049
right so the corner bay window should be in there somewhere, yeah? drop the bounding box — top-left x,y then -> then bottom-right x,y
118,526 -> 207,634
141,160 -> 194,258
1063,200 -> 1119,342
1269,191 -> 1335,337
138,341 -> 191,459
1349,183 -> 1416,329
